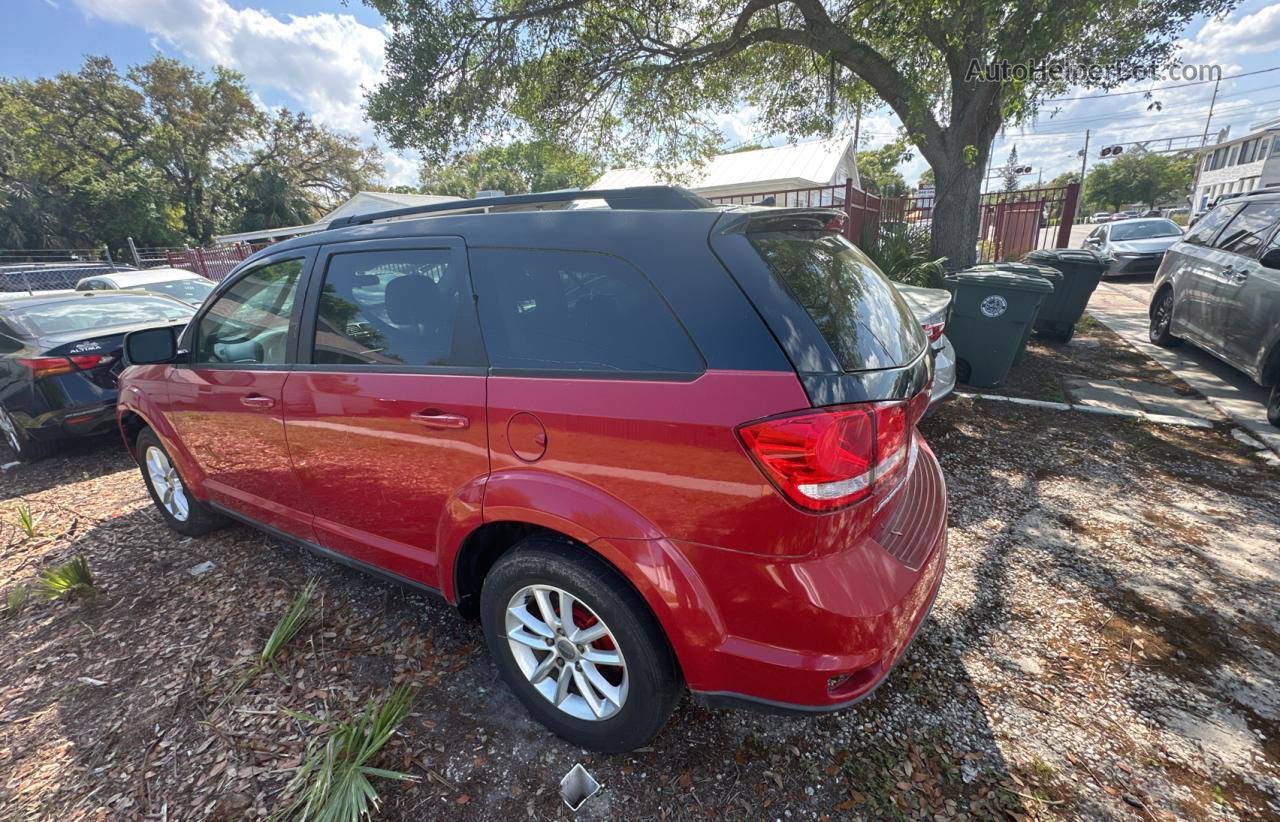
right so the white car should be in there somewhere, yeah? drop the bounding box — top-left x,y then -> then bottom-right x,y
76,268 -> 216,307
895,283 -> 956,410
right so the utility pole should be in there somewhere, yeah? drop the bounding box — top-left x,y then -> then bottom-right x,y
1078,129 -> 1091,207
1192,77 -> 1221,213
1199,77 -> 1221,149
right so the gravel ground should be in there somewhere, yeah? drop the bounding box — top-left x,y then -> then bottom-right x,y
1,324 -> 1277,820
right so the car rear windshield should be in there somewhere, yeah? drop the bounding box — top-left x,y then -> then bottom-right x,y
132,278 -> 216,303
1110,220 -> 1182,241
747,231 -> 925,371
11,295 -> 193,336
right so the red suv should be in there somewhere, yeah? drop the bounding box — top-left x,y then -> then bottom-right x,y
118,188 -> 947,752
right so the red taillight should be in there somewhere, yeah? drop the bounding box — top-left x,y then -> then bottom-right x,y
921,320 -> 946,343
823,214 -> 848,233
17,354 -> 109,378
738,389 -> 930,512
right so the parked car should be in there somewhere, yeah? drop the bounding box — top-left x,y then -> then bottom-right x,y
1090,212 -> 1112,224
1141,209 -> 1163,218
0,291 -> 195,460
1149,190 -> 1280,426
895,284 -> 956,409
1110,210 -> 1140,222
76,267 -> 216,307
0,262 -> 137,293
118,187 -> 948,752
1082,218 -> 1183,277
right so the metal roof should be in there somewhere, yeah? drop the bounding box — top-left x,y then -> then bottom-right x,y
591,137 -> 859,193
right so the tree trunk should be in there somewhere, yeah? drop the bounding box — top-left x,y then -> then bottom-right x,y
928,151 -> 986,270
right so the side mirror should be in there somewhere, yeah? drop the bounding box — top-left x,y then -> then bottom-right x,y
124,325 -> 179,365
1261,248 -> 1280,270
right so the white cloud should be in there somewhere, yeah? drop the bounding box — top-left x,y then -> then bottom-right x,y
1180,4 -> 1280,62
74,0 -> 386,137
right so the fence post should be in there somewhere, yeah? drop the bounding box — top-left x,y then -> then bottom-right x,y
126,236 -> 142,268
1056,182 -> 1080,248
194,247 -> 209,278
843,177 -> 854,241
104,247 -> 117,272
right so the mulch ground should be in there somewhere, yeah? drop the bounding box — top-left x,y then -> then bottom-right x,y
1,333 -> 1277,820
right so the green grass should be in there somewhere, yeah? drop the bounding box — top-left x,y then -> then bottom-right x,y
37,556 -> 95,601
3,585 -> 29,617
16,504 -> 36,538
274,684 -> 418,821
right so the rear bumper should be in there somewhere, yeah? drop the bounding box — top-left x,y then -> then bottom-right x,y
676,441 -> 949,709
927,336 -> 957,411
8,399 -> 118,442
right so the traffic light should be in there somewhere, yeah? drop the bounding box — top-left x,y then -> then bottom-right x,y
1100,145 -> 1124,157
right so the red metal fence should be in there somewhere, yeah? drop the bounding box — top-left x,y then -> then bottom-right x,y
164,244 -> 253,281
706,178 -> 1080,264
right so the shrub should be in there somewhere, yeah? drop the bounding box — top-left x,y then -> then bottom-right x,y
862,223 -> 947,288
38,556 -> 95,601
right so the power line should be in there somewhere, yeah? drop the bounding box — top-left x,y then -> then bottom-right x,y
1042,65 -> 1280,103
1033,83 -> 1280,128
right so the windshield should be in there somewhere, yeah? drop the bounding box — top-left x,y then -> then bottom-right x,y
12,295 -> 193,336
128,278 -> 216,304
748,230 -> 925,371
1110,220 -> 1182,241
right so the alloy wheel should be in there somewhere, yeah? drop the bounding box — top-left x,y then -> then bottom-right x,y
504,584 -> 628,721
145,445 -> 189,522
1152,293 -> 1173,338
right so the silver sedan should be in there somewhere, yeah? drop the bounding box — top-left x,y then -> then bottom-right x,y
1082,218 -> 1184,277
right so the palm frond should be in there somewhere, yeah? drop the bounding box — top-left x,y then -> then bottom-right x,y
274,684 -> 418,821
3,585 -> 29,617
38,556 -> 95,601
17,504 -> 36,538
261,578 -> 318,667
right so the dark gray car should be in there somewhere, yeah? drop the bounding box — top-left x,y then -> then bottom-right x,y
1148,191 -> 1280,426
1083,218 -> 1183,277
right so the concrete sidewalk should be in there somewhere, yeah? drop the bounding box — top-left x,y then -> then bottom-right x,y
1086,281 -> 1280,458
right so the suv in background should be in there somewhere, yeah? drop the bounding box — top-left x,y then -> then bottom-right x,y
118,187 -> 947,751
1149,190 -> 1280,426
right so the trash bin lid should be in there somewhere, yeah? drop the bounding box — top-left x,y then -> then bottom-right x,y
1025,248 -> 1105,266
976,261 -> 1062,281
945,268 -> 1055,293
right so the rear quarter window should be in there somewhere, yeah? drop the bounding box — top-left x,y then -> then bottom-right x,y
470,248 -> 703,375
747,231 -> 925,371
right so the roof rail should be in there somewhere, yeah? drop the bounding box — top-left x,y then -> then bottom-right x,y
327,185 -> 713,230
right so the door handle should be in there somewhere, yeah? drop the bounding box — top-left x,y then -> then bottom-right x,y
240,394 -> 276,409
409,410 -> 469,430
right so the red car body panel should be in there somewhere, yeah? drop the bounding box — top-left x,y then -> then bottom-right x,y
280,370 -> 489,583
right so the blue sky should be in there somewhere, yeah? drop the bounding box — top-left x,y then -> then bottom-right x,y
7,0 -> 1280,189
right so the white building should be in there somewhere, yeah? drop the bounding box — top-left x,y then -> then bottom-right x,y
214,190 -> 461,245
1192,115 -> 1280,213
591,137 -> 861,201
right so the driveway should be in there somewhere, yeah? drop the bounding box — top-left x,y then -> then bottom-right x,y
1086,279 -> 1280,457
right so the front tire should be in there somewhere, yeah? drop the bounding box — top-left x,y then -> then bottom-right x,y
0,405 -> 55,462
136,429 -> 225,536
1268,385 -> 1280,428
480,538 -> 681,752
1149,288 -> 1182,347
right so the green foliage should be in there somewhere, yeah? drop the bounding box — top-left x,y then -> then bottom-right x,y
418,140 -> 601,198
274,684 -> 418,821
1084,152 -> 1194,211
856,139 -> 911,197
1,56 -> 382,251
16,504 -> 36,538
261,578 -> 319,669
1002,146 -> 1021,194
3,585 -> 29,618
38,556 -> 95,602
863,224 -> 947,288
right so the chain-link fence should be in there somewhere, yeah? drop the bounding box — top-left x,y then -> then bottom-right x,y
0,248 -> 137,293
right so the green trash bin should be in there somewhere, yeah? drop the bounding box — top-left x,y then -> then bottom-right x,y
1023,248 -> 1108,342
968,263 -> 1062,365
943,269 -> 1055,388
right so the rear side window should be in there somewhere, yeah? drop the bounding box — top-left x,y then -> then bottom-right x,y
747,231 -> 924,371
1183,202 -> 1243,246
470,248 -> 702,375
310,249 -> 478,367
1214,202 -> 1280,257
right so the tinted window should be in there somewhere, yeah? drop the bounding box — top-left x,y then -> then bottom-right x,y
470,248 -> 702,374
195,258 -> 301,365
12,295 -> 193,336
1109,220 -> 1182,241
748,231 -> 924,371
1183,203 -> 1243,246
311,249 -> 476,367
1215,202 -> 1280,257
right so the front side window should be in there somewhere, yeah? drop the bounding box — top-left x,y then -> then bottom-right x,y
311,249 -> 475,367
1214,202 -> 1280,257
1184,203 -> 1243,246
471,248 -> 702,374
194,258 -> 301,365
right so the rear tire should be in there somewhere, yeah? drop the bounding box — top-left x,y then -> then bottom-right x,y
1268,385 -> 1280,428
0,405 -> 55,463
480,538 -> 681,752
136,428 -> 226,536
1149,288 -> 1182,348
